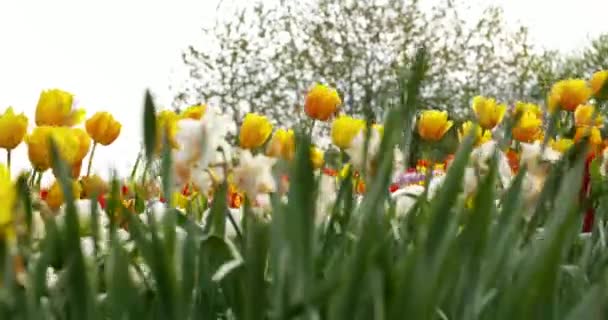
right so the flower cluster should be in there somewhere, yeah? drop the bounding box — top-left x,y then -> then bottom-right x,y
0,70 -> 607,248
0,89 -> 124,238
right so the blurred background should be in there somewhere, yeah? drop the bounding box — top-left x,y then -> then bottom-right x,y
0,0 -> 607,180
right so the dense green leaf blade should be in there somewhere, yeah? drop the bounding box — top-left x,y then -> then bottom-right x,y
143,90 -> 157,161
49,138 -> 95,319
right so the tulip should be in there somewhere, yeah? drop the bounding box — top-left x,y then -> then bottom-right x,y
45,180 -> 82,211
310,147 -> 324,170
85,112 -> 122,176
156,110 -> 179,154
180,104 -> 207,120
471,96 -> 506,130
85,112 -> 121,146
574,104 -> 604,128
590,70 -> 608,99
80,174 -> 109,199
458,121 -> 492,146
0,107 -> 28,171
25,126 -> 80,172
35,89 -> 85,127
514,102 -> 542,117
547,79 -> 591,112
304,83 -> 341,121
331,115 -> 365,149
71,128 -> 91,177
239,113 -> 272,149
417,110 -> 453,142
550,138 -> 574,153
512,111 -> 543,143
574,126 -> 603,150
266,128 -> 295,160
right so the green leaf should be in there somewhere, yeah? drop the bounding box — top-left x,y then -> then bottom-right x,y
180,230 -> 198,316
49,138 -> 94,319
564,286 -> 603,320
143,90 -> 157,161
203,183 -> 228,238
456,152 -> 498,319
106,234 -> 136,319
242,213 -> 270,320
498,149 -> 586,319
196,236 -> 238,318
284,131 -> 316,300
16,175 -> 33,242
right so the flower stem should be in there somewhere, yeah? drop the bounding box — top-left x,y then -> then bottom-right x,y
226,208 -> 243,242
36,171 -> 43,188
130,151 -> 142,181
309,120 -> 316,137
6,150 -> 11,174
86,142 -> 97,177
29,169 -> 36,187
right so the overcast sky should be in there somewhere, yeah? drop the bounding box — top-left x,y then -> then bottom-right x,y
0,0 -> 607,182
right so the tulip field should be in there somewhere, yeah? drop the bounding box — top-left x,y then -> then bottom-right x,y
1,50 -> 608,319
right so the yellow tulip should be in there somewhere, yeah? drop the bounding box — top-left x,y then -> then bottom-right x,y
25,126 -> 80,171
45,180 -> 82,210
0,107 -> 28,150
331,115 -> 365,149
472,96 -> 506,130
71,128 -> 91,177
417,110 -> 453,142
574,126 -> 603,148
304,83 -> 341,121
547,79 -> 592,112
35,89 -> 85,127
57,127 -> 82,166
72,128 -> 91,163
0,164 -> 15,239
25,127 -> 54,171
172,191 -> 191,209
514,102 -> 543,117
156,110 -> 179,152
85,111 -> 122,146
180,104 -> 207,120
84,112 -> 120,175
550,138 -> 574,153
590,70 -> 608,99
458,121 -> 492,146
80,174 -> 108,199
512,111 -> 543,143
239,113 -> 272,149
266,128 -> 295,160
574,104 -> 604,128
310,147 -> 324,169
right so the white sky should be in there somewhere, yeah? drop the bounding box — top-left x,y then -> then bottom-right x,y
0,0 -> 607,182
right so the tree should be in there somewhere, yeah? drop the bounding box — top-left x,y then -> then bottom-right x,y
176,0 -> 543,127
528,33 -> 608,101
